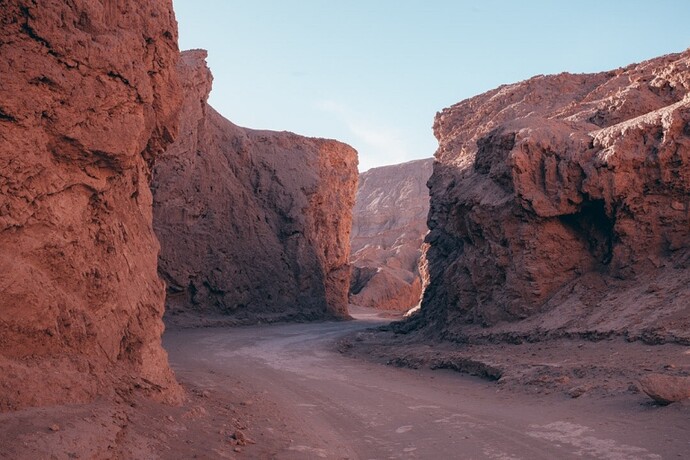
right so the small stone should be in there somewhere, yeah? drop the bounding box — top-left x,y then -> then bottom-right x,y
233,430 -> 247,446
567,385 -> 590,398
49,424 -> 60,432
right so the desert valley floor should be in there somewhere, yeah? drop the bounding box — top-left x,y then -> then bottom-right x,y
6,308 -> 686,459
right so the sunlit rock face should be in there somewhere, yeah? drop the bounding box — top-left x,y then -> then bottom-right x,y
349,158 -> 433,310
0,0 -> 183,411
416,50 -> 690,343
152,51 -> 358,325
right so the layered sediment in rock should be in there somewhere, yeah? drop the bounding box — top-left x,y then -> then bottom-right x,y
417,50 -> 690,343
349,159 -> 433,310
152,51 -> 358,324
0,0 -> 183,411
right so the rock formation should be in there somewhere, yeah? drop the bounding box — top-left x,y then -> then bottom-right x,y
152,51 -> 358,325
415,49 -> 690,343
0,0 -> 183,411
349,159 -> 433,310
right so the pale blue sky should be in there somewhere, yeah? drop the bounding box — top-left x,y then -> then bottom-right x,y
173,1 -> 690,171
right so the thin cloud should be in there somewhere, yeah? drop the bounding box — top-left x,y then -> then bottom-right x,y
315,99 -> 410,171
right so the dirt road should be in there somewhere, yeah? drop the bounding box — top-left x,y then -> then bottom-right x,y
164,312 -> 689,459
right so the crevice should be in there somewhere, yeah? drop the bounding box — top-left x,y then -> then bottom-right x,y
0,107 -> 17,122
559,199 -> 614,265
203,280 -> 226,295
29,75 -> 59,89
587,108 -> 609,127
474,130 -> 515,173
349,266 -> 377,295
188,281 -> 198,305
107,71 -> 131,87
90,149 -> 125,173
19,5 -> 52,50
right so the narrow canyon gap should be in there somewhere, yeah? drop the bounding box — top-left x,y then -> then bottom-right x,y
349,158 -> 433,311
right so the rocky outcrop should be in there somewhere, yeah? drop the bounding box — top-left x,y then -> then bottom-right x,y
152,51 -> 358,325
349,159 -> 433,310
416,50 -> 690,343
0,1 -> 183,411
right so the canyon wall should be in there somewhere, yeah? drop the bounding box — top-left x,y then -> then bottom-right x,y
417,50 -> 690,343
152,51 -> 358,325
0,0 -> 183,411
350,159 -> 433,310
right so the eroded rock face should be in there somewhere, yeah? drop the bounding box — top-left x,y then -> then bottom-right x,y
419,50 -> 690,342
0,1 -> 183,411
153,51 -> 358,325
349,159 -> 433,310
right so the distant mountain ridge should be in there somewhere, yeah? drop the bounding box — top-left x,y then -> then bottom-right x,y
349,158 -> 433,310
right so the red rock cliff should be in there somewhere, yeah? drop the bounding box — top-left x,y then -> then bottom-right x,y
152,51 -> 358,324
0,0 -> 183,411
350,159 -> 433,310
419,50 -> 690,343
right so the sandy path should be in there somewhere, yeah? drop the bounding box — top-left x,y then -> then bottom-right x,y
164,313 -> 689,459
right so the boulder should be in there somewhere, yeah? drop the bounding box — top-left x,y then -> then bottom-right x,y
639,374 -> 690,405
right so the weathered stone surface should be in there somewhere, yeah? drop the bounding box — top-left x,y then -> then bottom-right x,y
417,50 -> 690,342
152,51 -> 358,325
639,374 -> 690,404
0,0 -> 183,411
349,159 -> 432,310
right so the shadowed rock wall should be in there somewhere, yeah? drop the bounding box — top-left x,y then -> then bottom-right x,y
153,51 -> 358,325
